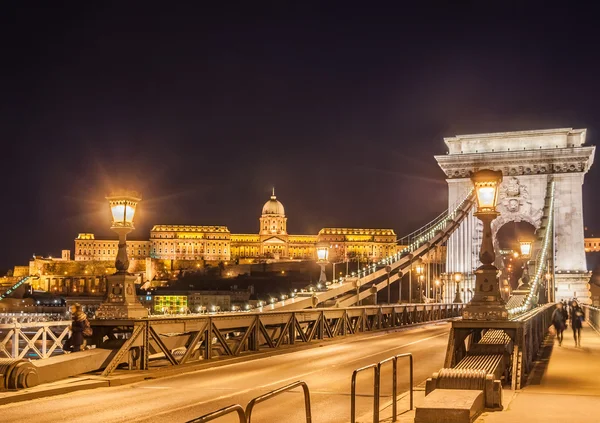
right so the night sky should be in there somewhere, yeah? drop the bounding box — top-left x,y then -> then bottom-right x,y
2,2 -> 600,271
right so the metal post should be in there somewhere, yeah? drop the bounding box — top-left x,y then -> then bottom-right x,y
351,364 -> 379,423
12,322 -> 19,358
409,258 -> 412,304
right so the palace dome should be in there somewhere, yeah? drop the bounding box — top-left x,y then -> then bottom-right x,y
262,190 -> 285,215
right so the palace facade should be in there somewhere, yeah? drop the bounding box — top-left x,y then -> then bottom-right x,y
74,191 -> 400,263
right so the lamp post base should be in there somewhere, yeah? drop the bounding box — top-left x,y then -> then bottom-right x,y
462,265 -> 508,320
95,273 -> 148,319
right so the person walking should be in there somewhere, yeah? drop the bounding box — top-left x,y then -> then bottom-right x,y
551,302 -> 567,346
570,300 -> 584,347
66,303 -> 89,352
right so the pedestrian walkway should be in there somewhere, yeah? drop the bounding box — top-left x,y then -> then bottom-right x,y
477,322 -> 600,422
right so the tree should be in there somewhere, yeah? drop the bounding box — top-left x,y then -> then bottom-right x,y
218,261 -> 226,277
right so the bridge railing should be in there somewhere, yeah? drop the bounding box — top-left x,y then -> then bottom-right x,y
584,305 -> 600,333
0,320 -> 71,359
91,303 -> 462,376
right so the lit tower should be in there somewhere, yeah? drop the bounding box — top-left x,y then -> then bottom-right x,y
259,188 -> 289,259
259,188 -> 287,235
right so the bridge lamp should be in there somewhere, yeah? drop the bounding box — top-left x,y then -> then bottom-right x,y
463,169 -> 507,320
473,170 -> 501,214
316,244 -> 329,284
95,190 -> 148,319
519,240 -> 532,259
107,190 -> 141,273
453,272 -> 463,303
435,279 -> 441,303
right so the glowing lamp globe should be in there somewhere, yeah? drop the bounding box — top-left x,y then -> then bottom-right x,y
471,169 -> 503,215
519,240 -> 532,258
454,272 -> 462,282
107,191 -> 142,230
316,245 -> 329,262
106,190 -> 142,273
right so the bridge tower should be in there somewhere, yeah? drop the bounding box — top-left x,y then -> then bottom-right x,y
436,128 -> 595,304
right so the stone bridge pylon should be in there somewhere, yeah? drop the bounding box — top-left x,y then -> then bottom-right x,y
435,128 -> 596,304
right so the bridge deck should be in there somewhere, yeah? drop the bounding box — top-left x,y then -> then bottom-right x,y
478,322 -> 600,422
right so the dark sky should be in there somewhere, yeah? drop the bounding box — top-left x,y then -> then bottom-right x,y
2,2 -> 600,270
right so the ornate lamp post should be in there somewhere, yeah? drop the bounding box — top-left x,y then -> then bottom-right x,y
435,279 -> 441,303
95,190 -> 149,319
453,272 -> 463,303
316,244 -> 329,285
463,169 -> 508,320
416,264 -> 424,303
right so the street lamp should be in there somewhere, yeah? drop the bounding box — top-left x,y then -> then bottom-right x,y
518,239 -> 533,290
463,169 -> 508,320
95,190 -> 148,319
416,264 -> 424,303
316,244 -> 329,284
453,272 -> 462,303
519,240 -> 532,258
435,279 -> 441,303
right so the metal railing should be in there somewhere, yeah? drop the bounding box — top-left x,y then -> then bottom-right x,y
351,364 -> 379,423
377,353 -> 413,421
351,353 -> 414,423
246,381 -> 312,423
0,320 -> 70,359
187,381 -> 312,423
584,305 -> 600,333
186,404 -> 246,423
94,303 -> 461,376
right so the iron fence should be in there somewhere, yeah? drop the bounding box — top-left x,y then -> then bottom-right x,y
584,305 -> 600,333
351,353 -> 414,423
92,303 -> 461,376
0,320 -> 70,359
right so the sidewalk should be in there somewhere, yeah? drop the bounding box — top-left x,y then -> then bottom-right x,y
477,322 -> 600,422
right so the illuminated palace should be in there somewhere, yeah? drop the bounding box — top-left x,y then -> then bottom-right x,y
74,190 -> 400,263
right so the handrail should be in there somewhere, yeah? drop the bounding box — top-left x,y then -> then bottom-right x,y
584,305 -> 600,333
351,354 -> 414,423
351,363 -> 379,423
245,380 -> 312,423
186,404 -> 246,423
377,353 -> 413,421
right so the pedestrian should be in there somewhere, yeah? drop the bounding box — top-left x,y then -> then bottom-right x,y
570,300 -> 584,347
551,302 -> 567,346
561,300 -> 569,330
66,303 -> 90,352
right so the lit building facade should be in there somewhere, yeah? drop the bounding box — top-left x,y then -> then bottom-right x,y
585,238 -> 600,253
72,191 -> 402,263
75,233 -> 150,261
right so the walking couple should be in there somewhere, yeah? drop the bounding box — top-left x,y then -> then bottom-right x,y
551,300 -> 584,347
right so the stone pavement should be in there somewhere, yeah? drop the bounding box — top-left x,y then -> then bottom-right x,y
477,322 -> 600,422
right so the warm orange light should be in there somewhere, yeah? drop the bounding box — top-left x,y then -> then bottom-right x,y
471,169 -> 503,214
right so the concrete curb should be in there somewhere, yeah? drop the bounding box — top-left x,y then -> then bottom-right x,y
0,379 -> 109,406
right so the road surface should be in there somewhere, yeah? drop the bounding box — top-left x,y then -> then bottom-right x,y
0,322 -> 452,423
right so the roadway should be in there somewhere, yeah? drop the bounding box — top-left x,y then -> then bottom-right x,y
0,322 -> 452,423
